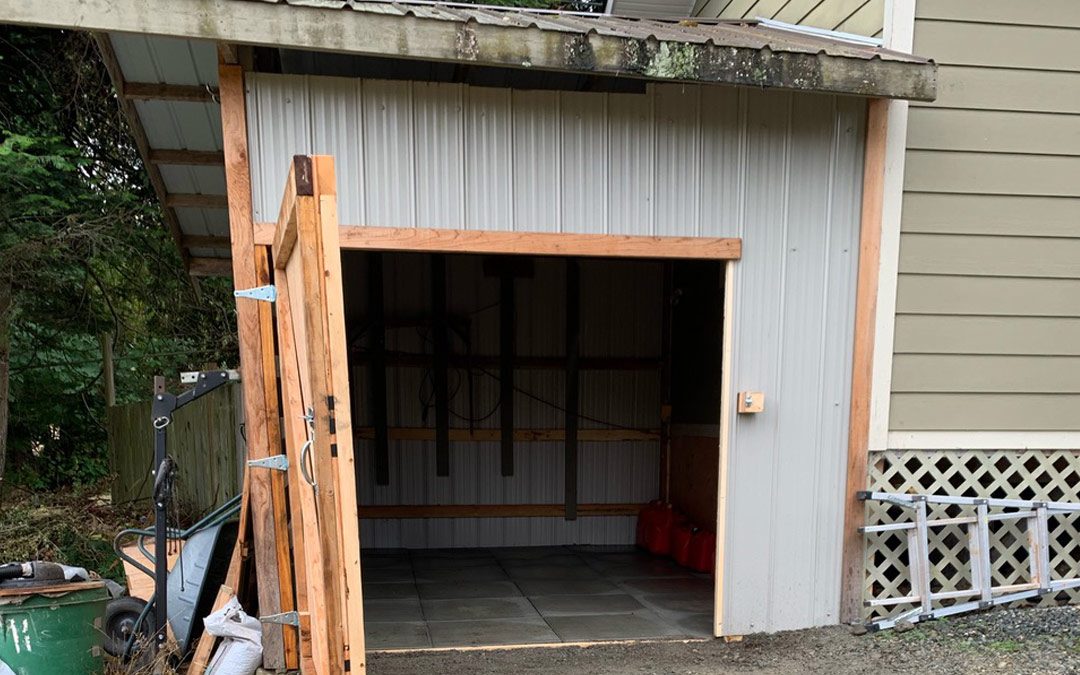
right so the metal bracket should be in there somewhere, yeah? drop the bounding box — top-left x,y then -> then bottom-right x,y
234,284 -> 277,303
247,455 -> 289,472
180,369 -> 240,384
260,611 -> 300,627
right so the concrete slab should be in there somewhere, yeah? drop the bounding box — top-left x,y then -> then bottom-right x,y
490,546 -> 570,560
421,596 -> 541,622
413,565 -> 508,583
660,612 -> 714,637
363,565 -> 415,583
639,592 -> 714,615
544,610 -> 684,641
515,579 -> 621,596
427,617 -> 559,647
504,564 -> 599,581
364,621 -> 431,649
363,582 -> 419,600
410,555 -> 497,570
619,577 -> 713,595
417,580 -> 523,600
364,598 -> 425,623
530,593 -> 645,616
500,554 -> 585,569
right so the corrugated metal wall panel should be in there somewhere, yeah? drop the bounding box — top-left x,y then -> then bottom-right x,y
246,74 -> 865,634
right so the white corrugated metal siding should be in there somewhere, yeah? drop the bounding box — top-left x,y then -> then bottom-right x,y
246,73 -> 865,633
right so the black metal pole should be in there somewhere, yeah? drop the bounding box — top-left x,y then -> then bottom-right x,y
152,417 -> 168,652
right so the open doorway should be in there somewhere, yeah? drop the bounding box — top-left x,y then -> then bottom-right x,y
341,251 -> 727,649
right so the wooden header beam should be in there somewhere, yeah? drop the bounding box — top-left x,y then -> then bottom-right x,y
254,224 -> 741,260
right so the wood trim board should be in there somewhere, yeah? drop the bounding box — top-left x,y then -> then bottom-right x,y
839,98 -> 889,623
254,224 -> 741,260
218,63 -> 292,668
713,260 -> 735,637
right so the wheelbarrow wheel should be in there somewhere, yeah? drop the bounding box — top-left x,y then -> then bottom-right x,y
103,596 -> 149,658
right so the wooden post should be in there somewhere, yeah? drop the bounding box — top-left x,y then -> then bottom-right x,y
840,98 -> 889,623
368,252 -> 389,485
100,333 -> 116,407
564,259 -> 580,521
499,271 -> 515,477
431,254 -> 450,477
218,63 -> 293,668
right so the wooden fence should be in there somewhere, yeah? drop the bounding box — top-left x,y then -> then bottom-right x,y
106,383 -> 245,516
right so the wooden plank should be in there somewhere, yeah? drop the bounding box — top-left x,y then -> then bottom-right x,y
122,81 -> 217,102
564,259 -> 580,522
840,98 -> 887,623
358,503 -> 645,519
275,254 -> 332,673
218,63 -> 286,667
432,254 -> 450,477
312,156 -> 366,673
254,224 -> 743,260
353,427 -> 660,442
166,193 -> 229,209
282,158 -> 348,675
368,252 -> 389,486
499,271 -> 515,477
188,257 -> 233,277
331,226 -> 742,259
272,157 -> 309,269
713,260 -> 734,637
255,245 -> 299,670
0,580 -> 105,598
149,149 -> 225,166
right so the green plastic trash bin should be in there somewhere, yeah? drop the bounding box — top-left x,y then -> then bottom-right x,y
0,580 -> 108,675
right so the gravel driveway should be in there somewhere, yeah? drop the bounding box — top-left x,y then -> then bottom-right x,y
368,606 -> 1080,675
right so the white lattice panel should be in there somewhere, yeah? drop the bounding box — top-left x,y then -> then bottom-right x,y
863,450 -> 1080,620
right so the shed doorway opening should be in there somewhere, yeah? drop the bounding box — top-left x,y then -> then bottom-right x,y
342,250 -> 727,649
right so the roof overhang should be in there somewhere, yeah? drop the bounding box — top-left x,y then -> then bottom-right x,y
1,0 -> 936,101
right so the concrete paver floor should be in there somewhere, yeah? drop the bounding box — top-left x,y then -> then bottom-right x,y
362,545 -> 714,649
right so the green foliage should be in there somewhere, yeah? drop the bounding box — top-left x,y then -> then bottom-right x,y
0,28 -> 238,490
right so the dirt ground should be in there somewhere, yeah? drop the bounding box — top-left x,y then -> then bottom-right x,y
367,606 -> 1080,675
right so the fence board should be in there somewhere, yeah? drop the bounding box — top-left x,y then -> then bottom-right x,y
106,383 -> 245,516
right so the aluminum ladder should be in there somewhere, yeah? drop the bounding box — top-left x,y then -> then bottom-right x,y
858,491 -> 1080,631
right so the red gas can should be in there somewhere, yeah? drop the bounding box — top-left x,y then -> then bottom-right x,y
644,504 -> 676,556
670,522 -> 695,567
636,501 -> 664,548
688,529 -> 716,573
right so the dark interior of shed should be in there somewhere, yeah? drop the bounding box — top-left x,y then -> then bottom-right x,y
338,250 -> 725,648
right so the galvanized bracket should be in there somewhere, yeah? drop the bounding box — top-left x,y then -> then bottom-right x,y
180,369 -> 240,384
247,455 -> 289,472
234,284 -> 277,303
260,611 -> 300,627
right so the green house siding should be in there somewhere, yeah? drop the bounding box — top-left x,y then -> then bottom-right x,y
891,0 -> 1080,432
693,0 -> 884,38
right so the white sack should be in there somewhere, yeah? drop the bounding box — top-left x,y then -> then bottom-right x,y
203,596 -> 262,675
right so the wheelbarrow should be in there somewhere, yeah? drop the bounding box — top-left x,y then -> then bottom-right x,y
108,494 -> 240,661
